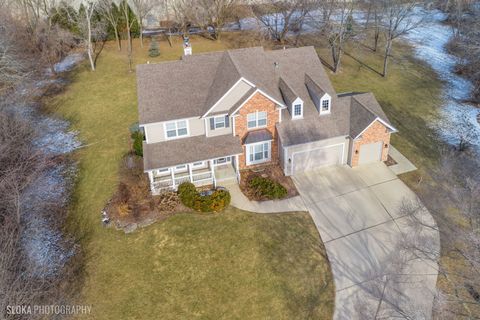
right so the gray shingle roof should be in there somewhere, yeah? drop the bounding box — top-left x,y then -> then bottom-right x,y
276,91 -> 395,146
242,129 -> 273,144
143,135 -> 243,170
278,77 -> 298,106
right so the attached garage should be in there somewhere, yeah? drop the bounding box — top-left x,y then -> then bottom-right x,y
291,144 -> 344,175
358,142 -> 383,165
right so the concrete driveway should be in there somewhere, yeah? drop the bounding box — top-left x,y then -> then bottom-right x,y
293,163 -> 440,319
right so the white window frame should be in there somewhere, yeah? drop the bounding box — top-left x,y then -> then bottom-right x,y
213,156 -> 231,166
320,94 -> 331,115
164,119 -> 189,140
192,161 -> 206,168
247,111 -> 267,129
291,97 -> 303,119
156,168 -> 170,176
174,164 -> 187,172
214,116 -> 226,129
246,141 -> 271,165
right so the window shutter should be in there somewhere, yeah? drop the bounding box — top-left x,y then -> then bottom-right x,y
210,117 -> 215,130
225,115 -> 230,127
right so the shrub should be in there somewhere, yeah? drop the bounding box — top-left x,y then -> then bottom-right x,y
248,176 -> 287,200
177,182 -> 197,208
177,182 -> 230,212
148,37 -> 160,57
131,131 -> 144,157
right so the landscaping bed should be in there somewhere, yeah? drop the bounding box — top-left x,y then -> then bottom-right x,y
240,164 -> 299,201
104,154 -> 190,233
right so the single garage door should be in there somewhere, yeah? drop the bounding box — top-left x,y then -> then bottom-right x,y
292,144 -> 343,174
359,142 -> 383,165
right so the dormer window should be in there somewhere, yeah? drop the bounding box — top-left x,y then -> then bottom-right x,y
291,97 -> 303,119
294,104 -> 302,117
322,99 -> 329,112
319,94 -> 331,115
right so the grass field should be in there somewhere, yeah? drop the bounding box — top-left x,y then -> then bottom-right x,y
49,36 -> 334,319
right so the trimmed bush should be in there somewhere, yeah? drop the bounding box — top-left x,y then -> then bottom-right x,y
131,131 -> 144,157
178,182 -> 197,208
177,182 -> 230,212
248,176 -> 287,200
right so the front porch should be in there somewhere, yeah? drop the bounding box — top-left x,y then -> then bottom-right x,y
148,156 -> 239,194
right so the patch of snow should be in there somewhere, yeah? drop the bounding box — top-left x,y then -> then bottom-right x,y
21,163 -> 77,277
402,8 -> 479,150
54,53 -> 84,73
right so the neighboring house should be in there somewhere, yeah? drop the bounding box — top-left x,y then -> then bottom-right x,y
136,46 -> 397,194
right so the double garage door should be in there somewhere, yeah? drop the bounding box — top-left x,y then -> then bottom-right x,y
292,144 -> 344,175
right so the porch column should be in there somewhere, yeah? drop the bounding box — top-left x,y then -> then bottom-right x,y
171,168 -> 176,189
148,171 -> 155,192
210,160 -> 216,188
188,164 -> 193,183
235,154 -> 240,183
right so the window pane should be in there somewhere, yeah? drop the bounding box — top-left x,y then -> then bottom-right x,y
178,128 -> 188,136
322,100 -> 329,111
166,130 -> 176,138
165,122 -> 176,130
294,104 -> 302,116
177,120 -> 187,129
214,117 -> 225,128
258,112 -> 267,126
254,144 -> 263,153
247,120 -> 256,128
254,152 -> 263,161
247,113 -> 256,121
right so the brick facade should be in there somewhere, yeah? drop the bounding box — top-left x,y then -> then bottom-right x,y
351,120 -> 391,167
234,92 -> 280,170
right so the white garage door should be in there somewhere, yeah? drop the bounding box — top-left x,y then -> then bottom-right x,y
359,142 -> 383,165
292,144 -> 343,174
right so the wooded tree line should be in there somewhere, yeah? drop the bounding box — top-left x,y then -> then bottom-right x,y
441,0 -> 480,103
1,6 -> 81,318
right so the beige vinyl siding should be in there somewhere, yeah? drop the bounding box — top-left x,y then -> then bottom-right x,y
144,117 -> 205,143
206,116 -> 233,137
206,80 -> 253,115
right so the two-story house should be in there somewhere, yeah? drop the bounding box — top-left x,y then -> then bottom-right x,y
136,46 -> 396,194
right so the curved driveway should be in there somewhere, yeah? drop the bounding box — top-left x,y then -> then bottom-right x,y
293,163 -> 440,319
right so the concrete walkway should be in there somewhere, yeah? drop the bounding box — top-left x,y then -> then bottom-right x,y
293,163 -> 440,319
388,145 -> 417,175
223,182 -> 307,213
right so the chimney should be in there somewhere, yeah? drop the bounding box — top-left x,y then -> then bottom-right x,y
183,35 -> 192,56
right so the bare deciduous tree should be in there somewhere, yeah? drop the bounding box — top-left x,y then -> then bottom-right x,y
195,0 -> 239,40
251,0 -> 318,43
120,0 -> 136,71
315,0 -> 354,73
98,0 -> 123,50
132,0 -> 155,47
380,0 -> 422,77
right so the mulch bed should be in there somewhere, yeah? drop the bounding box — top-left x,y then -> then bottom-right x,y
239,164 -> 299,201
384,155 -> 398,166
103,154 -> 193,233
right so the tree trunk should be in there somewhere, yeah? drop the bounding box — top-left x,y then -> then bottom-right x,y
140,23 -> 144,47
124,5 -> 133,71
86,14 -> 95,71
114,26 -> 121,50
383,39 -> 392,78
373,30 -> 379,52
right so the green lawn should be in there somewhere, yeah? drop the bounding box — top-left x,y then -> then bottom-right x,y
50,37 -> 334,319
